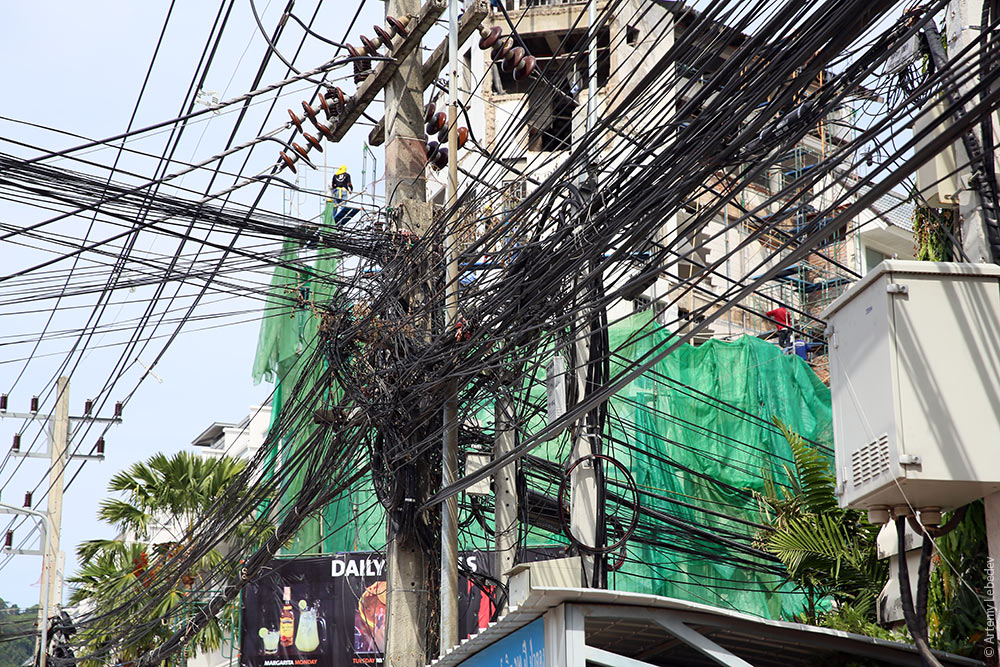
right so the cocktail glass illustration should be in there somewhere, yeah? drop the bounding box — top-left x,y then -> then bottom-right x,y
357,581 -> 387,651
259,627 -> 280,654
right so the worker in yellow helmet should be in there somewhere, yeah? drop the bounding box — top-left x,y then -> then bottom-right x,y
328,165 -> 354,226
331,165 -> 353,198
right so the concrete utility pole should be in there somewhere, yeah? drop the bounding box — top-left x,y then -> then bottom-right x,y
943,0 -> 1000,263
383,0 -> 433,665
440,0 -> 461,656
384,2 -> 433,207
569,335 -> 598,586
493,395 -> 517,597
587,0 -> 598,133
46,377 -> 69,616
917,5 -> 998,264
569,0 -> 602,588
0,377 -> 116,667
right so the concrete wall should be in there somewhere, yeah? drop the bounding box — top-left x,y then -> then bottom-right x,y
445,2 -> 911,346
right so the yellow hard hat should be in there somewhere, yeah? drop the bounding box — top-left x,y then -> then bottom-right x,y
336,165 -> 348,175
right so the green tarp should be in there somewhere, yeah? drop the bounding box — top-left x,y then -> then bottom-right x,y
253,202 -> 383,555
252,205 -> 832,619
602,312 -> 830,618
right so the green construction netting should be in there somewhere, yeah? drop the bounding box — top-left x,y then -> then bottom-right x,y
252,204 -> 832,619
602,311 -> 831,618
458,311 -> 830,619
253,202 -> 384,556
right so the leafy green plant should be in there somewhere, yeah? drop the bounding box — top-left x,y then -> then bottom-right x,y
926,501 -> 992,660
756,421 -> 992,660
913,204 -> 956,262
68,451 -> 248,667
755,419 -> 885,625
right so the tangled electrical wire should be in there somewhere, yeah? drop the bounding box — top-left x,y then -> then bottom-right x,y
3,0 -> 1000,663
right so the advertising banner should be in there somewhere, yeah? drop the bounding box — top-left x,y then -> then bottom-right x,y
240,551 -> 501,667
455,618 -> 544,667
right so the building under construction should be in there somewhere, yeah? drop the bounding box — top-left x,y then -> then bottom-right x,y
6,0 -> 999,666
436,1 -> 916,364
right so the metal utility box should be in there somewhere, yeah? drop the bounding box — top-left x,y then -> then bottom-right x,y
821,260 -> 1000,511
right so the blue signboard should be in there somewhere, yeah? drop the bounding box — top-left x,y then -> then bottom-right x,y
457,618 -> 545,667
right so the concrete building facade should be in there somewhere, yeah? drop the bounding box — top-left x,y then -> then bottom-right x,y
434,1 -> 915,375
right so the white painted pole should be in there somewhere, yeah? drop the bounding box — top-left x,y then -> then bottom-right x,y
494,396 -> 517,592
587,0 -> 597,133
39,521 -> 50,667
570,0 -> 602,588
440,0 -> 461,655
47,377 -> 69,614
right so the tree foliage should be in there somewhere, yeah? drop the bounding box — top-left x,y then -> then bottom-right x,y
755,419 -> 887,628
0,599 -> 38,667
68,451 -> 247,666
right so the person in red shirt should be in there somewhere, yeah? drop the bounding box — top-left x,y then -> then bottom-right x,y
766,305 -> 791,348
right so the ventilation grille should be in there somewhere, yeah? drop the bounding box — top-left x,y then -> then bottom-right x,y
851,434 -> 891,487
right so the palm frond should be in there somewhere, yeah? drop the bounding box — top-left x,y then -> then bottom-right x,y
773,418 -> 837,514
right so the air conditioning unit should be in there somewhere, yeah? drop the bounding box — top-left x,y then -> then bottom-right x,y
821,261 -> 1000,513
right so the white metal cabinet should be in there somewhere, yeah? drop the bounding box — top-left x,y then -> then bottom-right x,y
822,260 -> 1000,511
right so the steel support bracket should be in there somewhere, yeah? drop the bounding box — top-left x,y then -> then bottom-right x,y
329,0 -> 448,143
368,1 -> 489,146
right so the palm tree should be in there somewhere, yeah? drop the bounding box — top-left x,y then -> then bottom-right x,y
758,422 -> 994,658
68,451 -> 247,666
755,420 -> 886,628
97,451 -> 248,541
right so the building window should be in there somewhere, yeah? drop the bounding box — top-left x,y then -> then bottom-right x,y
527,88 -> 573,152
462,49 -> 473,95
676,205 -> 710,280
633,295 -> 651,313
626,25 -> 640,46
502,178 -> 527,208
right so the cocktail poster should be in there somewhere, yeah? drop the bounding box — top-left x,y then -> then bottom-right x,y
240,551 -> 507,667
